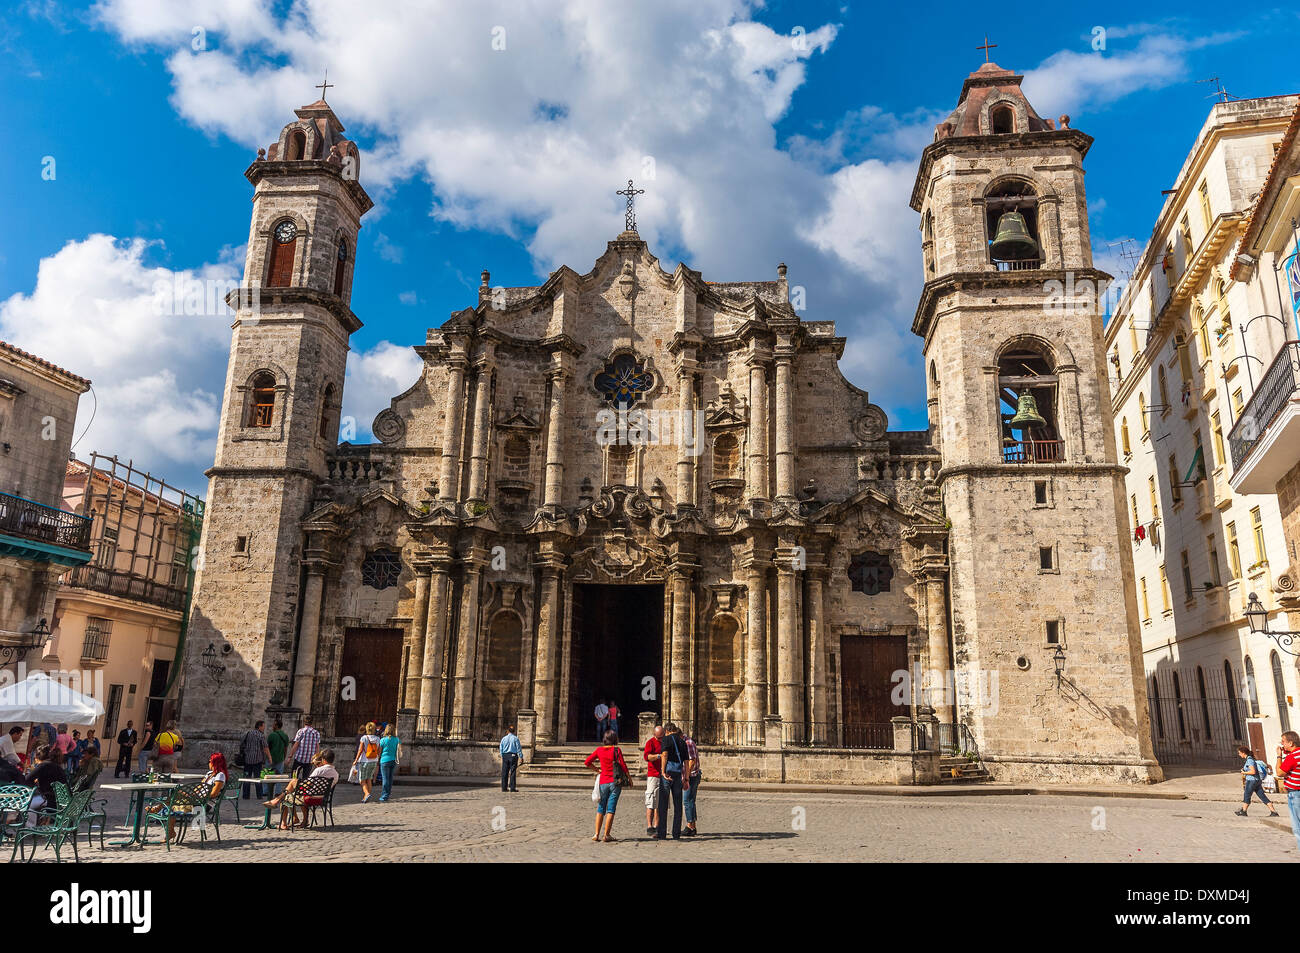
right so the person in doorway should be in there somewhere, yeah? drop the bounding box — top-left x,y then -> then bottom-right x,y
240,720 -> 272,798
266,720 -> 290,775
644,724 -> 663,836
500,725 -> 522,793
378,723 -> 402,802
682,727 -> 702,836
607,701 -> 620,737
287,716 -> 321,781
1276,731 -> 1300,850
655,723 -> 688,841
585,729 -> 630,842
137,721 -> 155,775
594,699 -> 610,741
115,721 -> 137,778
1236,745 -> 1279,817
352,721 -> 382,803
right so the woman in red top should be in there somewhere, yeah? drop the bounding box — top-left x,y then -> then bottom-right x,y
585,730 -> 630,843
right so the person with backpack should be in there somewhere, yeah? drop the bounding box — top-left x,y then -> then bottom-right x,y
655,723 -> 688,841
682,728 -> 702,836
353,721 -> 383,803
240,720 -> 272,798
153,721 -> 184,774
1236,745 -> 1279,817
584,729 -> 631,842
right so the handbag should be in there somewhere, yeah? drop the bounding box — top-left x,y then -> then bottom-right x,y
592,776 -> 602,802
614,750 -> 632,788
663,735 -> 684,775
347,763 -> 360,784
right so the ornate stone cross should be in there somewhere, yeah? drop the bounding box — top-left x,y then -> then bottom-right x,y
616,179 -> 645,231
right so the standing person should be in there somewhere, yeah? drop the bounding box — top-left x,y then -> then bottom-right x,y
499,725 -> 522,793
643,724 -> 664,836
153,721 -> 183,774
682,728 -> 702,836
1276,731 -> 1300,850
352,721 -> 382,803
378,724 -> 402,803
66,730 -> 83,776
240,720 -> 272,799
287,716 -> 321,780
137,721 -> 155,775
266,720 -> 290,775
83,729 -> 101,760
585,729 -> 630,842
1236,745 -> 1279,817
593,699 -> 610,741
607,701 -> 620,737
115,721 -> 137,778
655,723 -> 688,841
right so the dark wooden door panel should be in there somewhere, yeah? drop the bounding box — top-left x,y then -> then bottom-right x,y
335,627 -> 403,737
841,635 -> 907,728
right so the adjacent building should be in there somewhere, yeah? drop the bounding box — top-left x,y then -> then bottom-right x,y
1103,95 -> 1299,765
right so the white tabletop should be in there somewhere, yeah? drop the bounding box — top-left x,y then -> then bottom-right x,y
239,775 -> 292,784
101,782 -> 179,791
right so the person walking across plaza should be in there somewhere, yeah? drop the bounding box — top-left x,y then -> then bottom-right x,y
240,720 -> 272,798
114,721 -> 137,778
1236,745 -> 1279,817
655,723 -> 688,841
682,728 -> 702,836
500,724 -> 522,793
585,729 -> 631,842
378,723 -> 402,802
353,721 -> 383,803
267,720 -> 290,775
287,716 -> 321,780
137,721 -> 155,775
1276,731 -> 1300,849
644,724 -> 663,835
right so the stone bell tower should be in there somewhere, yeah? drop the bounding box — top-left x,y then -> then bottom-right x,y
912,61 -> 1158,783
183,95 -> 373,747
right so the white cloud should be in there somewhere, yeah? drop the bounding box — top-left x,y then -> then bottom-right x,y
342,342 -> 424,443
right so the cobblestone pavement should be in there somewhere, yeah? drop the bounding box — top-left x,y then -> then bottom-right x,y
55,782 -> 1297,863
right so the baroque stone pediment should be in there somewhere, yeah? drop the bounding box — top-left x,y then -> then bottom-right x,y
570,531 -> 669,583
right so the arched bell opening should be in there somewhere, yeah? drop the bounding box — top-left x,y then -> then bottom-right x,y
985,181 -> 1041,270
997,342 -> 1062,462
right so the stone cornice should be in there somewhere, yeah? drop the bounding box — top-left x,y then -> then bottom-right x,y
244,158 -> 374,216
912,267 -> 1112,342
225,286 -> 363,335
910,129 -> 1094,211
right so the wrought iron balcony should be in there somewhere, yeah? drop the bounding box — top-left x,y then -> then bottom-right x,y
60,565 -> 188,612
1001,439 -> 1064,464
1228,341 -> 1300,481
0,491 -> 92,553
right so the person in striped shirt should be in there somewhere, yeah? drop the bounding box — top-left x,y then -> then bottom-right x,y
1275,731 -> 1300,851
287,716 -> 321,781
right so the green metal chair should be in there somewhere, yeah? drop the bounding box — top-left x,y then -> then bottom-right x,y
219,769 -> 243,823
0,784 -> 34,851
57,778 -> 108,850
143,780 -> 222,850
9,784 -> 92,863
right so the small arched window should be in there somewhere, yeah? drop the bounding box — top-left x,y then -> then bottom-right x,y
1271,651 -> 1291,733
1196,666 -> 1212,740
708,615 -> 741,683
267,219 -> 298,288
285,129 -> 306,161
1158,365 -> 1170,414
985,180 -> 1040,268
319,383 -> 336,440
1172,671 -> 1187,740
713,433 -> 740,480
990,104 -> 1015,135
333,237 -> 348,297
1245,655 -> 1260,716
998,341 -> 1060,462
1150,677 -> 1164,739
247,372 -> 276,428
1224,660 -> 1242,739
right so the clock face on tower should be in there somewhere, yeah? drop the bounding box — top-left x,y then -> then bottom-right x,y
273,221 -> 297,244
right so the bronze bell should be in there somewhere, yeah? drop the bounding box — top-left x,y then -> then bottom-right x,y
990,211 -> 1040,261
1008,391 -> 1047,430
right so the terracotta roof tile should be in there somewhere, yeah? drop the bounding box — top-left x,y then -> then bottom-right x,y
0,339 -> 90,387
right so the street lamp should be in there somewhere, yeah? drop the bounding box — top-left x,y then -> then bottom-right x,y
200,642 -> 228,681
1052,645 -> 1067,688
0,618 -> 51,667
1245,592 -> 1299,656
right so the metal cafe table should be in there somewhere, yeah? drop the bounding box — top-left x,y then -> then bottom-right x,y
100,780 -> 178,847
240,775 -> 293,830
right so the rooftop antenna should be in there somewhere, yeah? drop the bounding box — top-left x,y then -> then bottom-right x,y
1107,238 -> 1140,282
1196,77 -> 1236,103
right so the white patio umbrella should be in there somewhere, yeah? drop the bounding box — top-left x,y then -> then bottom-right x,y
0,670 -> 105,725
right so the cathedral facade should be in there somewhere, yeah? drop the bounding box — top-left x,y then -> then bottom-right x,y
181,64 -> 1160,784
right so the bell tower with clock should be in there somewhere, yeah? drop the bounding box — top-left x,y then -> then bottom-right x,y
912,60 -> 1158,783
183,94 -> 373,745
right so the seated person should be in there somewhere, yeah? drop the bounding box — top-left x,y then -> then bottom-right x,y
150,752 -> 228,842
264,748 -> 338,829
70,753 -> 104,792
24,744 -> 68,823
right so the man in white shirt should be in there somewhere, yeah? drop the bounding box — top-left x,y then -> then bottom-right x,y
593,699 -> 610,741
0,726 -> 22,765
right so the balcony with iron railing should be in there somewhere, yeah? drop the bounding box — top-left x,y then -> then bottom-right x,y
60,564 -> 188,612
0,491 -> 92,558
1001,439 -> 1065,464
1228,341 -> 1300,493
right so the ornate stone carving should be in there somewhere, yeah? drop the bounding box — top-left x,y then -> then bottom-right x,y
852,405 -> 888,443
372,409 -> 405,444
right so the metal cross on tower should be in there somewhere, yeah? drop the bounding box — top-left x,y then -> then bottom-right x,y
977,34 -> 997,63
316,69 -> 334,101
616,179 -> 645,231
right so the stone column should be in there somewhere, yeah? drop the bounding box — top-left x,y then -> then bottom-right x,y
543,367 -> 568,508
437,350 -> 469,503
744,559 -> 769,724
805,565 -> 828,742
531,560 -> 564,743
775,549 -> 803,730
451,555 -> 485,728
675,366 -> 696,507
290,560 -> 327,712
466,344 -> 496,503
773,338 -> 796,500
746,354 -> 769,504
922,564 -> 954,723
1055,363 -> 1084,460
418,555 -> 453,724
403,563 -> 431,709
668,563 -> 694,726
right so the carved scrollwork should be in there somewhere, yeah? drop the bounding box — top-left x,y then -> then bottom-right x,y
372,409 -> 406,444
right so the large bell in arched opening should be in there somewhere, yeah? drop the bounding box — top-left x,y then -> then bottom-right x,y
1008,391 -> 1047,430
990,210 -> 1040,261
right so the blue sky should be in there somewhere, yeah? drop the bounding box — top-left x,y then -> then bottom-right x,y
3,1 -> 1298,493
